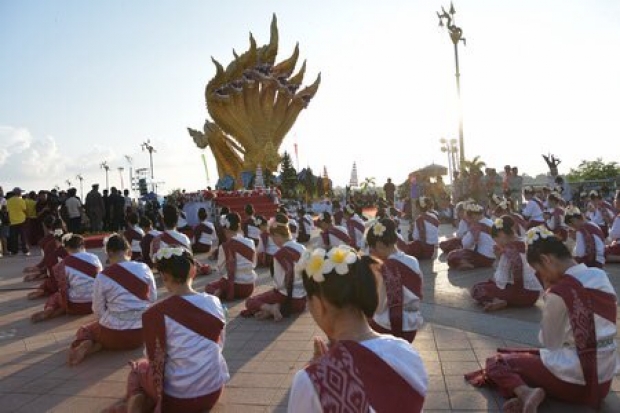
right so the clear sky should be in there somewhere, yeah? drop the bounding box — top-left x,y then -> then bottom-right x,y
1,0 -> 619,194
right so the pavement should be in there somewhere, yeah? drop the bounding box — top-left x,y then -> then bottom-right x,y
1,224 -> 620,412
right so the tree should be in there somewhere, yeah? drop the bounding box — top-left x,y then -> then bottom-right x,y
567,158 -> 620,182
360,177 -> 376,194
279,152 -> 298,198
461,156 -> 486,174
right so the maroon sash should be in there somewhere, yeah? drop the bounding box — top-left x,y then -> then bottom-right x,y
306,340 -> 424,413
550,275 -> 617,408
579,223 -> 604,265
222,238 -> 255,300
601,201 -> 617,222
415,213 -> 439,245
101,263 -> 150,300
64,255 -> 100,278
124,227 -> 143,243
346,218 -> 365,248
321,226 -> 352,248
242,217 -> 254,239
288,220 -> 298,233
160,231 -> 186,248
471,222 -> 491,249
334,210 -> 344,226
532,197 -> 544,212
273,246 -> 302,306
503,241 -> 525,290
141,233 -> 155,267
258,231 -> 271,265
142,295 -> 225,413
382,258 -> 423,337
193,222 -> 213,244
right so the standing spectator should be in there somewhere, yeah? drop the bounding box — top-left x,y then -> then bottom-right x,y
25,191 -> 38,246
555,176 -> 573,205
7,187 -> 29,255
102,189 -> 111,230
110,187 -> 126,231
409,173 -> 420,219
65,188 -> 83,234
451,171 -> 463,202
383,178 -> 396,206
508,166 -> 523,210
502,165 -> 512,196
123,189 -> 133,214
0,187 -> 8,256
85,184 -> 105,232
33,191 -> 50,245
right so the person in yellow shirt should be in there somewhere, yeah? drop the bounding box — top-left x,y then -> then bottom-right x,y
6,187 -> 29,255
25,191 -> 38,246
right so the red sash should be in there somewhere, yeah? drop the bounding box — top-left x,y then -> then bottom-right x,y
503,241 -> 525,289
101,263 -> 150,300
194,222 -> 213,239
347,218 -> 365,248
321,226 -> 352,248
382,258 -> 422,337
306,340 -> 424,413
160,231 -> 186,248
579,223 -> 604,264
532,197 -> 544,212
222,238 -> 255,300
38,234 -> 54,250
509,213 -> 527,231
550,275 -> 617,408
124,227 -> 143,243
64,255 -> 99,278
258,231 -> 271,264
273,246 -> 302,309
242,217 -> 255,239
415,213 -> 439,244
288,221 -> 298,233
142,295 -> 225,413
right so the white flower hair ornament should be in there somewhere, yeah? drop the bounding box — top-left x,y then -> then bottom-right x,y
492,194 -> 503,205
53,229 -> 64,237
525,226 -> 555,245
61,233 -> 74,243
565,206 -> 581,216
372,221 -> 387,237
221,216 -> 231,229
102,234 -> 112,248
297,246 -> 358,283
497,200 -> 509,210
465,203 -> 484,213
493,218 -> 504,229
345,205 -> 355,215
154,247 -> 186,262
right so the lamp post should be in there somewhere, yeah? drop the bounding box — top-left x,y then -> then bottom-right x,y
118,167 -> 125,191
440,138 -> 459,184
100,161 -> 110,190
76,174 -> 84,200
437,2 -> 466,167
141,140 -> 156,192
124,155 -> 133,194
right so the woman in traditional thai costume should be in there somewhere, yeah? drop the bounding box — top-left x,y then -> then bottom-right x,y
139,216 -> 161,269
242,213 -> 306,321
68,234 -> 157,365
296,208 -> 314,243
344,204 -> 366,250
288,245 -> 427,412
205,212 -> 257,300
604,191 -> 620,263
31,234 -> 103,322
106,248 -> 228,413
192,207 -> 216,254
587,190 -> 615,239
465,226 -> 619,411
522,186 -> 545,228
439,201 -> 469,254
402,197 -> 438,260
544,192 -> 567,242
565,206 -> 605,268
367,218 -> 423,343
242,203 -> 260,246
447,203 -> 496,270
124,212 -> 145,261
493,198 -> 527,238
255,215 -> 277,271
470,216 -> 542,312
315,211 -> 352,249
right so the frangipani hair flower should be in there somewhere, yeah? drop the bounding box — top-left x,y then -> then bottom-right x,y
296,246 -> 358,283
61,233 -> 74,243
296,248 -> 327,283
497,200 -> 509,210
221,216 -> 231,229
53,229 -> 64,237
154,247 -> 186,262
565,206 -> 581,216
372,221 -> 387,237
493,218 -> 504,229
491,194 -> 503,205
323,245 -> 357,275
465,203 -> 484,213
525,226 -> 555,245
345,205 -> 355,215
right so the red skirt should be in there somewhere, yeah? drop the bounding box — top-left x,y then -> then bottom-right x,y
605,242 -> 620,258
447,249 -> 495,269
192,243 -> 211,254
205,277 -> 254,301
72,321 -> 143,350
368,319 -> 417,343
242,289 -> 306,317
471,281 -> 539,307
399,240 -> 435,260
439,237 -> 462,254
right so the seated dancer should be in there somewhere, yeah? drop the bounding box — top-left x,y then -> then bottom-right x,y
545,192 -> 568,241
296,208 -> 314,243
439,201 -> 469,254
332,200 -> 344,226
139,216 -> 161,269
522,186 -> 545,228
565,206 -> 606,268
31,234 -> 103,322
23,215 -> 67,282
493,199 -> 527,238
279,206 -> 299,241
205,212 -> 257,301
605,191 -> 620,263
123,212 -> 144,261
447,203 -> 496,270
471,216 -> 542,312
366,219 -> 423,343
212,206 -> 230,260
344,204 -> 366,250
192,207 -> 216,254
288,246 -> 428,412
402,197 -> 439,260
106,248 -> 228,413
586,190 -> 615,239
465,226 -> 619,411
68,234 -> 157,366
242,213 -> 306,320
256,215 -> 277,270
315,211 -> 352,250
242,203 -> 260,246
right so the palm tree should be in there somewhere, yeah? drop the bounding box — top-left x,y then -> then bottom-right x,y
461,156 -> 486,174
360,177 -> 376,194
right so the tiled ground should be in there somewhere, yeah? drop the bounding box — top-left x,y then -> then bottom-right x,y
1,224 -> 619,412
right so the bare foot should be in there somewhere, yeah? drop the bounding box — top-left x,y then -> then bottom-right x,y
68,341 -> 91,366
254,310 -> 271,320
31,311 -> 50,323
522,387 -> 545,413
483,299 -> 508,312
27,290 -> 46,300
270,304 -> 283,322
502,398 -> 522,413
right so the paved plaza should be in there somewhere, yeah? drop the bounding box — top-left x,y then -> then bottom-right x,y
1,224 -> 620,412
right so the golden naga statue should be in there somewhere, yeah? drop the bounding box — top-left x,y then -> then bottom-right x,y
189,14 -> 320,186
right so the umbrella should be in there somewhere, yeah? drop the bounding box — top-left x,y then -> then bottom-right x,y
414,163 -> 448,177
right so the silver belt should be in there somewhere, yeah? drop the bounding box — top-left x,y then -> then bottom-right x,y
108,309 -> 144,321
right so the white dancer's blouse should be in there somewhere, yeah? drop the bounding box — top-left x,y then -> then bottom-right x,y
373,250 -> 424,332
412,212 -> 440,245
273,240 -> 306,299
539,264 -> 619,385
288,218 -> 299,240
455,219 -> 469,238
93,261 -> 157,330
301,214 -> 315,234
161,229 -> 191,249
66,251 -> 103,303
216,234 -> 257,284
257,233 -> 279,256
197,220 -> 216,246
316,225 -> 351,249
574,225 -> 605,266
522,198 -> 544,222
288,335 -> 428,413
348,214 -> 366,249
128,226 -> 145,253
163,293 -> 230,399
462,218 -> 495,259
609,215 -> 620,241
494,249 -> 542,292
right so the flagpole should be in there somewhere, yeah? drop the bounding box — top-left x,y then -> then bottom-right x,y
201,153 -> 210,186
294,143 -> 300,171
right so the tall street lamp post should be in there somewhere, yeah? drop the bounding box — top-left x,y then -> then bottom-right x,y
440,138 -> 459,184
437,2 -> 466,167
100,161 -> 110,190
141,140 -> 156,192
